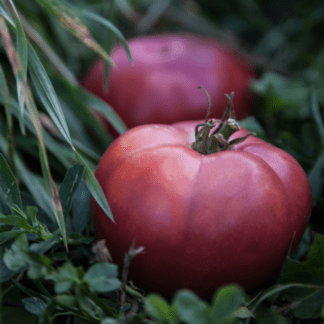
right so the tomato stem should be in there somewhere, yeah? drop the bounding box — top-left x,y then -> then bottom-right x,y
191,88 -> 255,155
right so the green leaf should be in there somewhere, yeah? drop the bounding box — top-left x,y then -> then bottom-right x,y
101,319 -> 118,324
0,229 -> 28,245
38,299 -> 57,324
11,278 -> 52,304
22,297 -> 47,316
28,44 -> 72,145
0,62 -> 13,132
72,180 -> 90,234
0,153 -> 22,209
3,234 -> 29,271
59,164 -> 85,219
172,290 -> 209,324
308,152 -> 324,206
292,290 -> 324,319
54,262 -> 80,294
211,285 -> 245,324
55,294 -> 77,308
0,258 -> 25,283
310,89 -> 324,142
75,285 -> 105,320
145,294 -> 179,323
83,263 -> 121,293
73,148 -> 114,222
35,0 -> 115,66
238,116 -> 266,138
79,10 -> 133,64
9,0 -> 28,134
0,2 -> 14,25
0,214 -> 34,231
306,234 -> 324,268
81,88 -> 128,136
29,230 -> 61,255
279,235 -> 324,285
254,305 -> 292,324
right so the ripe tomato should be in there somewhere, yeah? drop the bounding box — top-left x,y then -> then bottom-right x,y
91,110 -> 311,299
82,34 -> 254,132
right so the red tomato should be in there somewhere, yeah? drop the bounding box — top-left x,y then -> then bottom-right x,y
91,117 -> 311,299
82,34 -> 254,132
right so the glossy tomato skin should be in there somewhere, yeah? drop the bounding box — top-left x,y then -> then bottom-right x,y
82,34 -> 254,131
91,121 -> 311,299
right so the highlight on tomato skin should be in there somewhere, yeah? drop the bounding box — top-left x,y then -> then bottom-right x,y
90,116 -> 312,300
82,34 -> 255,133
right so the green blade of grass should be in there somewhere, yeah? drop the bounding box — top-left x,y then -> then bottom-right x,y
28,44 -> 72,146
35,0 -> 115,66
79,9 -> 133,64
0,63 -> 15,175
310,89 -> 324,143
0,153 -> 22,210
0,16 -> 67,250
9,0 -> 28,135
73,149 -> 114,223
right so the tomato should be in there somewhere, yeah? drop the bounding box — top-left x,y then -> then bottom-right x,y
82,34 -> 254,132
91,106 -> 311,299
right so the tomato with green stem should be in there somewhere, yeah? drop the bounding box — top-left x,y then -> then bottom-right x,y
91,91 -> 311,299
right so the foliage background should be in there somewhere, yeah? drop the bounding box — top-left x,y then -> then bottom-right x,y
1,0 -> 324,323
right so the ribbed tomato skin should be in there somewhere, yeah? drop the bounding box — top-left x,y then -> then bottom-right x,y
82,34 -> 255,131
91,121 -> 311,299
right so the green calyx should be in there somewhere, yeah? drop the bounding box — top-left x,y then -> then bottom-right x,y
191,88 -> 255,155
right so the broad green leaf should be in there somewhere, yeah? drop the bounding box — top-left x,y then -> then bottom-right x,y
59,164 -> 85,219
173,290 -> 209,324
38,299 -> 57,324
55,294 -> 77,308
0,258 -> 26,283
0,153 -> 22,209
29,230 -> 61,255
211,285 -> 245,324
0,229 -> 28,245
75,285 -> 105,319
22,297 -> 47,316
72,180 -> 90,234
83,263 -> 121,293
54,262 -> 80,294
0,214 -> 33,231
3,234 -> 29,271
292,290 -> 324,319
238,116 -> 266,138
145,294 -> 179,323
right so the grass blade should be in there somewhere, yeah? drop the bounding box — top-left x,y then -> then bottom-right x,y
79,9 -> 132,64
35,0 -> 115,66
28,44 -> 72,146
0,153 -> 22,210
73,149 -> 114,223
